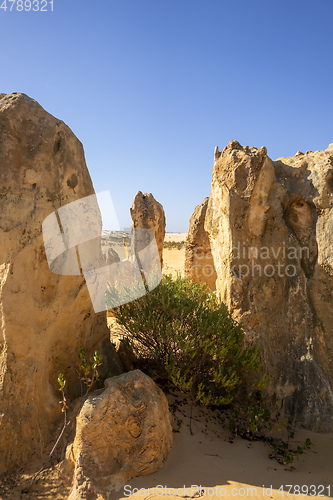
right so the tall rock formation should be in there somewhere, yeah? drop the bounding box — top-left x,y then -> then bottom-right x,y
185,197 -> 217,290
130,191 -> 166,268
0,93 -> 116,473
205,140 -> 333,431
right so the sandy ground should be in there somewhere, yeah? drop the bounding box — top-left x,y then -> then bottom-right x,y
163,248 -> 185,278
111,395 -> 333,500
162,232 -> 187,278
1,383 -> 332,500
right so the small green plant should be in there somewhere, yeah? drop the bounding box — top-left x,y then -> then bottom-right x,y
272,437 -> 312,465
24,347 -> 103,493
284,453 -> 294,464
228,393 -> 312,466
77,346 -> 103,396
57,372 -> 68,418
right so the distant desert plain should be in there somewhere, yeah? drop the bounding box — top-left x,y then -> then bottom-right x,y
163,233 -> 187,278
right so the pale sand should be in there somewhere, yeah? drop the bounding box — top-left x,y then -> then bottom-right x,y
163,248 -> 185,278
111,397 -> 333,500
164,233 -> 187,243
163,233 -> 187,278
1,395 -> 331,499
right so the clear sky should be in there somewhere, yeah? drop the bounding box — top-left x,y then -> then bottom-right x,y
1,0 -> 333,231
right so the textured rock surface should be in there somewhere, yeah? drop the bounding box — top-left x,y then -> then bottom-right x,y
205,140 -> 333,431
130,191 -> 166,267
0,93 -> 119,474
68,370 -> 173,499
185,197 -> 217,289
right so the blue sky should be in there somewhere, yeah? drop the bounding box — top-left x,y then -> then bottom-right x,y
1,0 -> 333,231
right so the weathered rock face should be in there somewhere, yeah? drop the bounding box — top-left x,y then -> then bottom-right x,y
68,370 -> 173,499
185,197 -> 217,290
130,191 -> 166,268
205,140 -> 333,431
0,93 -> 118,473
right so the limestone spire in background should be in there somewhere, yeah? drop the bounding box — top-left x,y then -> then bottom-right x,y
185,197 -> 217,290
130,191 -> 166,268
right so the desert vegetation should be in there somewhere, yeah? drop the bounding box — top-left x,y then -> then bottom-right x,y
112,274 -> 264,406
112,274 -> 311,465
163,240 -> 185,250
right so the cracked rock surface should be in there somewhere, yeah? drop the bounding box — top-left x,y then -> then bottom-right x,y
205,140 -> 333,431
0,93 -> 118,474
68,370 -> 173,500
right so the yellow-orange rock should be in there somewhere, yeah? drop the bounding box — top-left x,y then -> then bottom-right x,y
68,370 -> 173,499
185,197 -> 217,290
130,191 -> 166,267
205,140 -> 333,431
0,93 -> 119,473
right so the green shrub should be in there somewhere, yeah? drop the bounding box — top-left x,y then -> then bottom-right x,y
112,274 -> 266,407
163,240 -> 185,250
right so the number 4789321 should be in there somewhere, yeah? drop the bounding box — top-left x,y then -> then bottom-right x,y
1,0 -> 54,11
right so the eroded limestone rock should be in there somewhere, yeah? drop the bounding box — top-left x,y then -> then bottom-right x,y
185,197 -> 217,290
68,370 -> 173,499
205,140 -> 333,431
0,93 -> 119,473
130,191 -> 166,268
